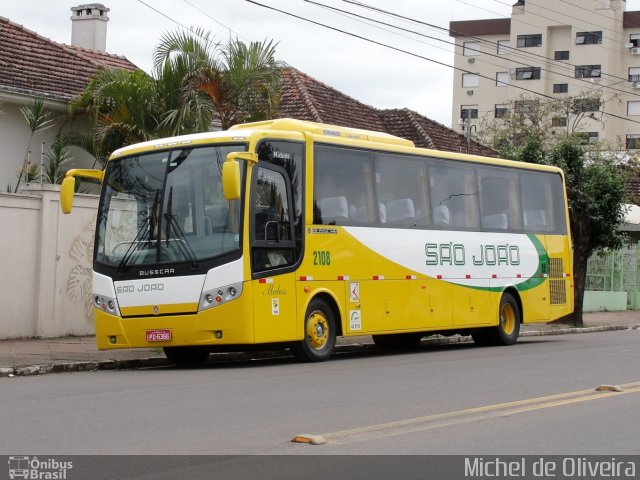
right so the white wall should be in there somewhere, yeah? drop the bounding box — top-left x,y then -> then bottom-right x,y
0,93 -> 97,193
0,186 -> 99,339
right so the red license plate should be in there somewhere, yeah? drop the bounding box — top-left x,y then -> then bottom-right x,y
146,329 -> 172,342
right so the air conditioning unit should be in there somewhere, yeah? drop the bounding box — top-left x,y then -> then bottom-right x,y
468,57 -> 476,64
633,82 -> 640,89
458,118 -> 465,125
466,90 -> 474,95
632,47 -> 640,55
625,42 -> 635,49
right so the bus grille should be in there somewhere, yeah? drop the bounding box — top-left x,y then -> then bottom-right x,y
549,258 -> 566,305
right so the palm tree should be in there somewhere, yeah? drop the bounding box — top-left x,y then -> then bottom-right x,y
69,68 -> 160,156
155,30 -> 282,132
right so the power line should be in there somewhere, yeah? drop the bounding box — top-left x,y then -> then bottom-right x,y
180,0 -> 248,41
347,0 -> 639,91
244,0 -> 640,127
305,0 -> 640,100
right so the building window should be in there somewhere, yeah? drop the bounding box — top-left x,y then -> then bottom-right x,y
496,72 -> 509,87
463,42 -> 480,56
576,31 -> 602,45
576,132 -> 599,144
629,67 -> 640,83
630,34 -> 640,48
517,34 -> 542,48
515,67 -> 541,80
497,40 -> 510,55
495,105 -> 508,118
572,98 -> 600,112
575,65 -> 601,78
460,105 -> 478,119
462,73 -> 480,87
627,135 -> 640,149
553,83 -> 568,93
628,101 -> 640,115
552,117 -> 567,127
554,50 -> 569,60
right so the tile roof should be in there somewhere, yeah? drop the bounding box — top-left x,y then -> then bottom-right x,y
0,16 -> 137,102
279,67 -> 496,156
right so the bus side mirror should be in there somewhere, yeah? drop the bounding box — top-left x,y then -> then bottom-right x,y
222,160 -> 241,200
60,176 -> 76,214
59,168 -> 105,214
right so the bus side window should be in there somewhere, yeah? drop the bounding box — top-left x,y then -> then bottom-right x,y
251,166 -> 295,272
429,162 -> 479,229
521,171 -> 558,233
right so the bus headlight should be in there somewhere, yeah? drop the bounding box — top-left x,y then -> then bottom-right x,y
199,283 -> 243,311
94,294 -> 120,316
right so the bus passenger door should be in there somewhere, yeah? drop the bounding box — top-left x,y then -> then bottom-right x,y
250,164 -> 298,343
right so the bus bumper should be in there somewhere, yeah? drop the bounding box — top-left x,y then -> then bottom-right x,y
94,288 -> 255,349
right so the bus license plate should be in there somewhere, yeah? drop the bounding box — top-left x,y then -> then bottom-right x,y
146,329 -> 172,342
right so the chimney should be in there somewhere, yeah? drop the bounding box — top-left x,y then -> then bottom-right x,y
70,3 -> 110,52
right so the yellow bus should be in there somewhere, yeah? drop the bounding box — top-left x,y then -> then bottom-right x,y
61,118 -> 573,366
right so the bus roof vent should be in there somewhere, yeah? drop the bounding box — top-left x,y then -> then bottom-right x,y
229,118 -> 415,148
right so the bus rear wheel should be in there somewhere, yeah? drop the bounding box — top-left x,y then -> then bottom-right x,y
163,346 -> 210,367
291,298 -> 337,362
372,333 -> 423,350
472,292 -> 521,346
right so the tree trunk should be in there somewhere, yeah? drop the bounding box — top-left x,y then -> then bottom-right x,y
569,248 -> 589,327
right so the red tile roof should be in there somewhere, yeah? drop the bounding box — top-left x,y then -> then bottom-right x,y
279,67 -> 496,156
0,16 -> 137,102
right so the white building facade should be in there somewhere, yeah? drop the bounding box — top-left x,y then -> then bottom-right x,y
449,0 -> 640,149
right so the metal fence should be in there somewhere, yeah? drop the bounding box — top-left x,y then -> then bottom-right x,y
585,242 -> 640,307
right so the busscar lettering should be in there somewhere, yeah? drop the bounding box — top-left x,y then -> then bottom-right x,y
139,268 -> 175,276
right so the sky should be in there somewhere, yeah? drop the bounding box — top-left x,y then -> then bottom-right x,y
3,0 -> 640,127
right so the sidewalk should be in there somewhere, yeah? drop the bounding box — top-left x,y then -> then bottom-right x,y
1,311 -> 639,377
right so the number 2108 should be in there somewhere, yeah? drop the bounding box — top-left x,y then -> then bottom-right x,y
313,251 -> 331,265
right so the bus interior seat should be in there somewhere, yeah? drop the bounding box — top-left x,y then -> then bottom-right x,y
432,205 -> 450,226
483,212 -> 508,229
318,196 -> 349,224
385,198 -> 415,225
204,203 -> 229,233
378,203 -> 387,223
524,209 -> 547,229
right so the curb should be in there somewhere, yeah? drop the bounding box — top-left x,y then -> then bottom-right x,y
1,324 -> 638,378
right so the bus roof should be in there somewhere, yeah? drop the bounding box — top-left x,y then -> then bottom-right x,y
230,118 -> 415,148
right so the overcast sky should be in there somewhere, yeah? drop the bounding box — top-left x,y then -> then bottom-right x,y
4,0 -> 640,127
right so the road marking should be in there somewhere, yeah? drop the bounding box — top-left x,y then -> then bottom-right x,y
312,381 -> 640,445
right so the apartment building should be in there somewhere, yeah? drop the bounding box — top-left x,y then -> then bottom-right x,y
449,0 -> 640,149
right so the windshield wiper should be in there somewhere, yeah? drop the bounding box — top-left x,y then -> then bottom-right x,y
117,190 -> 160,272
164,186 -> 199,267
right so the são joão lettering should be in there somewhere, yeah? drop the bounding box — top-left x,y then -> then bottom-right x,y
425,243 -> 520,267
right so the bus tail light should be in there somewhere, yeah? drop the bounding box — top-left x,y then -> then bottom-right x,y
199,282 -> 243,311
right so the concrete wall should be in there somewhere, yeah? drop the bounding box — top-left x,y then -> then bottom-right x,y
0,186 -> 99,339
583,291 -> 628,312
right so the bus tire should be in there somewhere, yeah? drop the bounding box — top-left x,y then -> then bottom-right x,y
372,333 -> 423,350
292,298 -> 337,362
472,292 -> 521,346
163,346 -> 210,367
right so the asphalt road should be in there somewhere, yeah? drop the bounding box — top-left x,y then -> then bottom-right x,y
2,330 -> 639,455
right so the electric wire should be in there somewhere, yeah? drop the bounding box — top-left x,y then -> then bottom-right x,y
245,0 -> 640,126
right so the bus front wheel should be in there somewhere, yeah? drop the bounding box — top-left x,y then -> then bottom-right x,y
163,346 -> 210,367
472,292 -> 521,346
292,298 -> 337,362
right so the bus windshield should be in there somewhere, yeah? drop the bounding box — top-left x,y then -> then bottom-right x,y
95,144 -> 245,270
